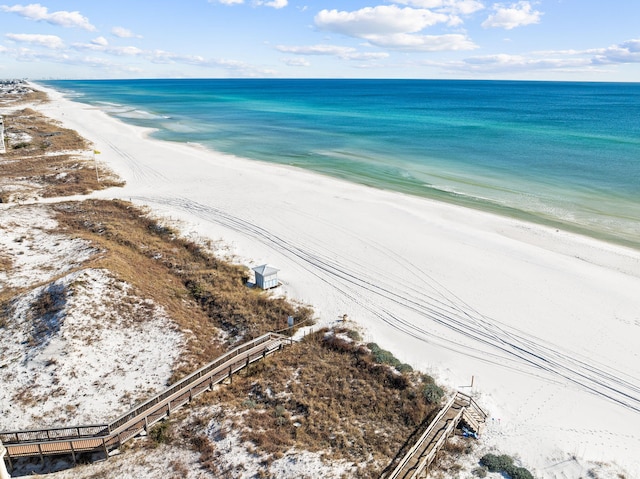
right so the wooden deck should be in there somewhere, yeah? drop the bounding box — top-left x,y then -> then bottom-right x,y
382,392 -> 487,479
0,332 -> 291,469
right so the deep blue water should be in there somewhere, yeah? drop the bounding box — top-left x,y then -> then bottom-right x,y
41,79 -> 640,248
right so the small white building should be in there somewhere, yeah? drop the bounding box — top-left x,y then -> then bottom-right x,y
252,264 -> 279,290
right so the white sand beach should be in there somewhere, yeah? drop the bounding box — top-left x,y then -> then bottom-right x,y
31,83 -> 640,478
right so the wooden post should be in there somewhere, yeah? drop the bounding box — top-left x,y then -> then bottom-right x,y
0,440 -> 11,479
93,150 -> 100,182
69,441 -> 76,464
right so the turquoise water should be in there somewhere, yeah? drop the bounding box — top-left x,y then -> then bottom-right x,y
41,79 -> 640,249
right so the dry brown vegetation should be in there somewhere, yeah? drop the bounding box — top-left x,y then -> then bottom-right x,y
0,107 -> 123,202
0,87 -> 48,107
203,327 -> 443,477
51,199 -> 313,379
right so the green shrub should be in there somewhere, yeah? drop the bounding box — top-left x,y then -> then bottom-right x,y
346,329 -> 361,341
480,453 -> 514,472
366,342 -> 412,372
149,421 -> 172,445
480,453 -> 534,479
242,398 -> 257,409
396,363 -> 413,373
422,382 -> 444,404
510,466 -> 534,479
472,466 -> 488,478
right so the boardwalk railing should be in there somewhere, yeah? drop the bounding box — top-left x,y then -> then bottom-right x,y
0,332 -> 291,469
382,391 -> 487,479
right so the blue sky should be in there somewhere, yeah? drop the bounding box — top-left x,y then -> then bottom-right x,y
1,1 -> 639,80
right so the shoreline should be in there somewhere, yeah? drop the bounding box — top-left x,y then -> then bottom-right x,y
27,83 -> 640,478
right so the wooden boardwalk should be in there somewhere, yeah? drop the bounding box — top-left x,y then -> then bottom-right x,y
0,332 -> 291,469
382,392 -> 487,479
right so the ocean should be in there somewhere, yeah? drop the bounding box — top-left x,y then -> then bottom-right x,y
41,79 -> 640,249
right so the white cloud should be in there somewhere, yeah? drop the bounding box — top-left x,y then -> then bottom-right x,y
5,32 -> 64,49
214,58 -> 277,76
422,53 -> 593,74
5,47 -> 144,72
349,51 -> 390,60
529,40 -> 640,67
393,0 -> 442,7
277,44 -> 354,56
314,5 -> 477,52
450,0 -> 485,15
282,57 -> 310,67
592,39 -> 640,65
1,38 -> 276,77
366,33 -> 477,51
482,1 -> 541,30
1,3 -> 96,31
72,41 -> 143,56
469,53 -> 591,71
145,50 -> 276,76
276,44 -> 390,60
92,36 -> 109,47
315,5 -> 449,36
395,0 -> 484,15
112,46 -> 144,56
111,27 -> 142,39
256,0 -> 287,8
210,0 -> 287,7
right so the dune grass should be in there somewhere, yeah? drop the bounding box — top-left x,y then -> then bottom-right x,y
0,108 -> 123,202
51,199 -> 313,380
206,327 -> 443,477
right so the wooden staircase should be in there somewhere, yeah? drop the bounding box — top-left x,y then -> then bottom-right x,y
382,391 -> 487,479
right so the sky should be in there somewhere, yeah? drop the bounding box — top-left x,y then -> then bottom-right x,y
1,1 -> 639,81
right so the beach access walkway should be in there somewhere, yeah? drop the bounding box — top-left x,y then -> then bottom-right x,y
382,391 -> 487,479
0,332 -> 291,471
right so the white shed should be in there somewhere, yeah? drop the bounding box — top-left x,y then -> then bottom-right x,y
252,264 -> 279,290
